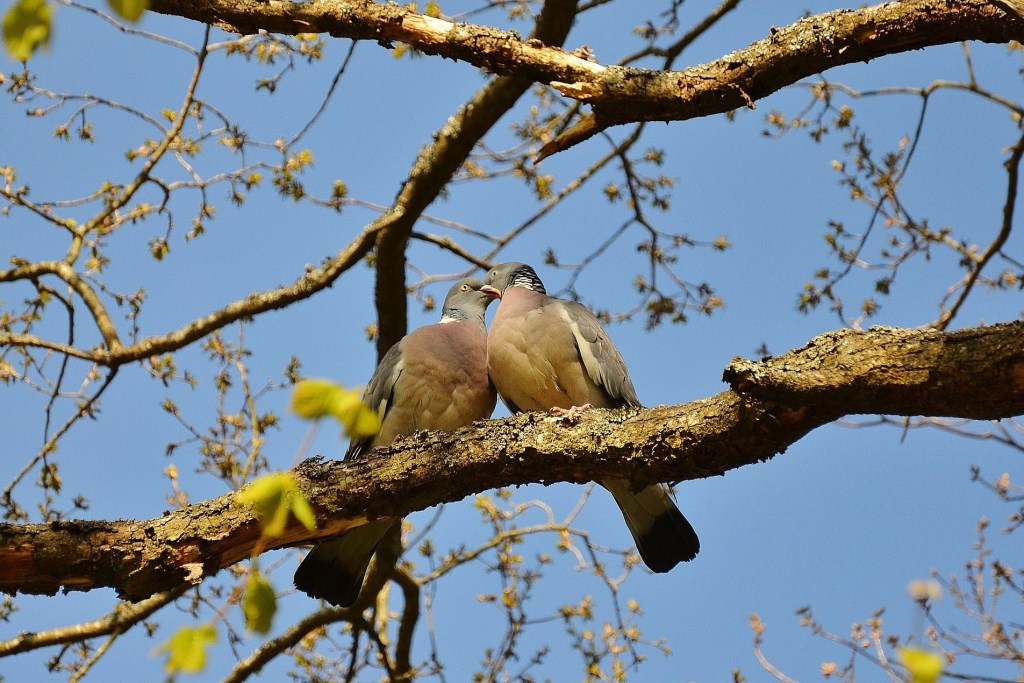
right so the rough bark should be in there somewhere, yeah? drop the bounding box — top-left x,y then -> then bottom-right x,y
1,322 -> 1022,602
144,0 -> 1024,155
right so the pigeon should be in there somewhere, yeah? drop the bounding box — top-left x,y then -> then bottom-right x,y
482,262 -> 699,572
294,277 -> 497,606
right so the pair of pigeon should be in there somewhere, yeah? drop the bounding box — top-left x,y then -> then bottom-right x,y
293,262 -> 700,607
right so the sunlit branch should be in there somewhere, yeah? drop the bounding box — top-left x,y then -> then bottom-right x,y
147,0 -> 603,84
537,0 -> 1024,156
144,0 -> 1023,148
56,263 -> 121,351
0,270 -> 101,358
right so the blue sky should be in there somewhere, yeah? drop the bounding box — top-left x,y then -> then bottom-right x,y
2,1 -> 1023,681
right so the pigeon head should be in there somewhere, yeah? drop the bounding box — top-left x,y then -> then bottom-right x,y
481,262 -> 547,298
440,277 -> 495,325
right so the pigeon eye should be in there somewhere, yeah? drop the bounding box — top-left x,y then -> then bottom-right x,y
461,284 -> 469,291
490,270 -> 498,279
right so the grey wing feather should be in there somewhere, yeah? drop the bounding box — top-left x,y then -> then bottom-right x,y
346,341 -> 405,459
561,300 -> 640,408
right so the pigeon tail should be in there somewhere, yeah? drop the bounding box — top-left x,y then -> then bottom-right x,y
294,518 -> 397,607
603,480 -> 700,572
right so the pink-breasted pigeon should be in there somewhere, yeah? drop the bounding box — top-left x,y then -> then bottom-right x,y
294,278 -> 497,606
482,262 -> 699,572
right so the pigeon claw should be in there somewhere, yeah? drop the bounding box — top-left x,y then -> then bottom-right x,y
544,404 -> 593,424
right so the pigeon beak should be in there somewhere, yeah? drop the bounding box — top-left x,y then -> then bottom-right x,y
480,285 -> 502,300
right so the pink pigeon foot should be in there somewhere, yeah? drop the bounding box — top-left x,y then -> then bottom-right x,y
545,403 -> 593,423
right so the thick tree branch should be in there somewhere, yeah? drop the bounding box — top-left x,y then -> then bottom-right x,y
147,0 -> 604,82
1,323 -> 1022,602
145,0 -> 1024,156
540,0 -> 1024,154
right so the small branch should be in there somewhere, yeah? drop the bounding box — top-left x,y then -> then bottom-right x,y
0,333 -> 96,361
934,129 -> 1024,330
0,186 -> 76,235
410,232 -> 491,269
536,112 -> 605,161
67,631 -> 119,683
2,367 -> 118,506
1,323 -> 1022,601
2,199 -> 416,368
392,568 -> 420,678
492,129 -> 632,250
79,27 -> 211,244
222,604 -> 358,683
0,586 -> 185,656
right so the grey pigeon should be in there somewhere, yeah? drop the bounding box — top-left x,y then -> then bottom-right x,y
482,262 -> 699,572
294,278 -> 497,606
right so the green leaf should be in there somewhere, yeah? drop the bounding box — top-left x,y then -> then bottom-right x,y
899,647 -> 944,683
3,0 -> 52,62
290,378 -> 347,419
107,0 -> 147,22
242,574 -> 277,634
290,378 -> 381,438
338,394 -> 382,439
237,472 -> 316,537
156,624 -> 217,674
289,488 -> 317,531
238,472 -> 290,536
